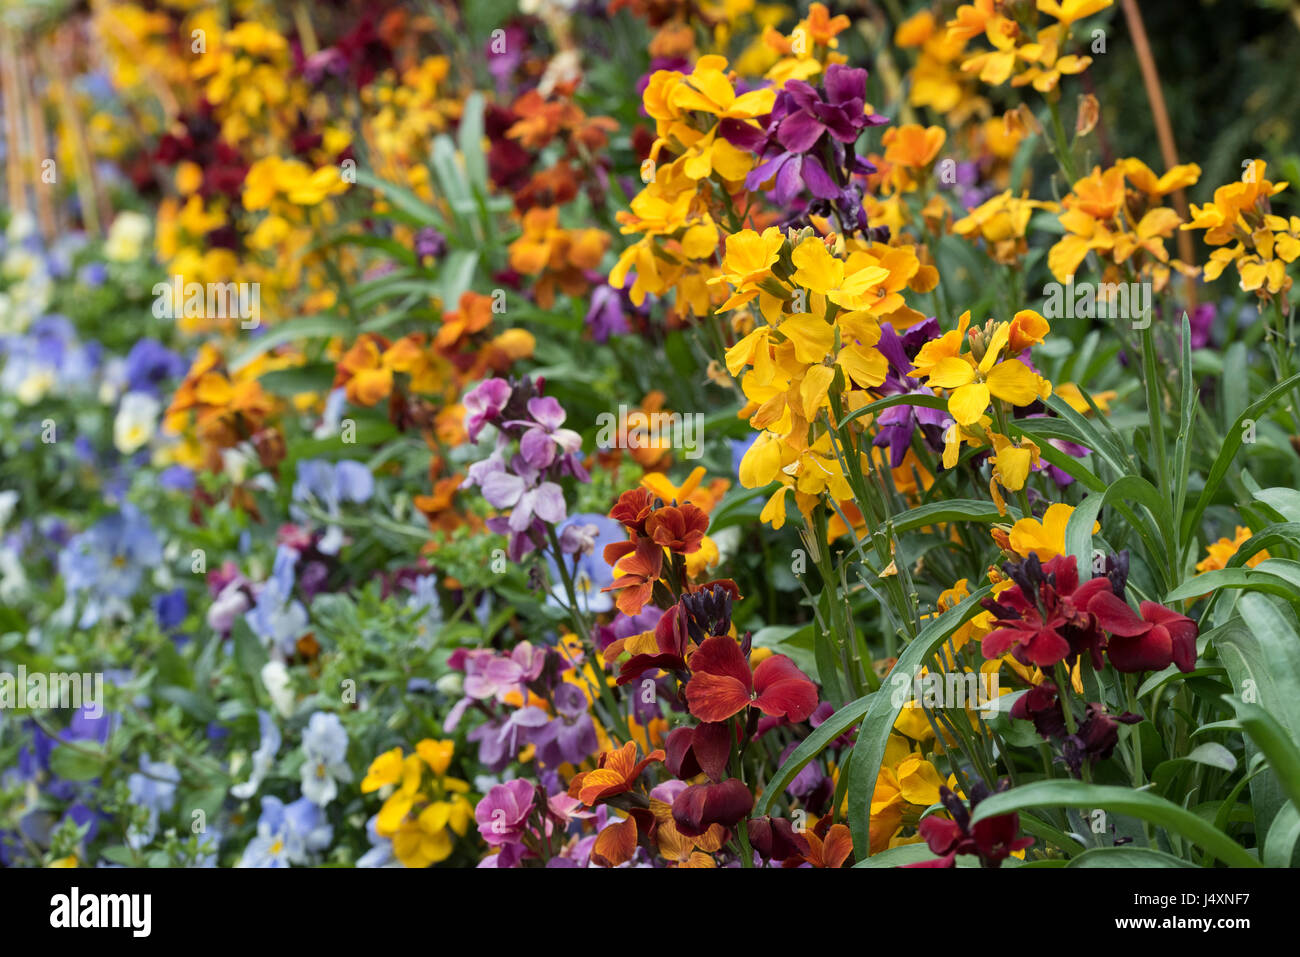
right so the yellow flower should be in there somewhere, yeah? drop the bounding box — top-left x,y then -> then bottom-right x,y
712,227 -> 786,310
1196,527 -> 1268,573
1006,502 -> 1097,561
954,191 -> 1059,264
416,739 -> 455,776
790,238 -> 891,310
1037,0 -> 1113,28
918,316 -> 1051,425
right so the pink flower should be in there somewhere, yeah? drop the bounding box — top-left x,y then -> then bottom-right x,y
475,779 -> 536,846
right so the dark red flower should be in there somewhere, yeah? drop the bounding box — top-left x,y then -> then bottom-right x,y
748,816 -> 810,862
671,778 -> 754,837
904,785 -> 1033,868
1088,593 -> 1198,673
1061,703 -> 1142,773
1009,680 -> 1068,739
617,601 -> 691,685
981,554 -> 1112,668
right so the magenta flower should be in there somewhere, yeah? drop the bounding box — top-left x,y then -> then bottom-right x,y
464,377 -> 512,441
517,397 -> 581,470
475,779 -> 536,846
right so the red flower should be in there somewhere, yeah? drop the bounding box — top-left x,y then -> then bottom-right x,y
981,554 -> 1112,668
905,785 -> 1033,868
608,487 -> 657,535
617,601 -> 691,685
748,816 -> 811,862
671,778 -> 754,837
684,636 -> 818,724
645,503 -> 709,554
664,721 -> 734,782
1088,593 -> 1198,673
601,535 -> 664,616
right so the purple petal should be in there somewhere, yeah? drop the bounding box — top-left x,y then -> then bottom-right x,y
526,396 -> 567,431
776,111 -> 826,153
481,470 -> 526,509
802,156 -> 840,200
532,482 -> 567,525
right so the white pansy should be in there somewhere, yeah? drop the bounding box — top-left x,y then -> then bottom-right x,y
113,391 -> 161,454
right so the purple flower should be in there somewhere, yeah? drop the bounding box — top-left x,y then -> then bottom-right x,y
517,397 -> 581,470
123,338 -> 186,395
464,378 -> 513,441
533,683 -> 598,768
872,319 -> 950,468
743,64 -> 886,208
585,283 -> 631,342
414,227 -> 446,261
475,779 -> 536,846
153,588 -> 187,631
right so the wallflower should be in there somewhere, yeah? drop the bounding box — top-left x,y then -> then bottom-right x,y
1182,160 -> 1295,298
1049,160 -> 1199,286
366,741 -> 473,867
911,310 -> 1052,426
981,553 -> 1113,668
904,784 -> 1032,868
1196,526 -> 1268,573
954,191 -> 1059,264
1006,502 -> 1097,561
685,635 -> 818,723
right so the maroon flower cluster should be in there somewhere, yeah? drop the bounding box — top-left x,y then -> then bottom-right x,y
981,553 -> 1197,675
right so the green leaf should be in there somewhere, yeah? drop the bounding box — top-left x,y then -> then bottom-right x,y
969,780 -> 1257,867
48,744 -> 107,782
1065,474 -> 1172,577
1065,846 -> 1197,867
838,392 -> 950,428
852,842 -> 941,867
229,314 -> 353,371
353,168 -> 442,228
1165,560 -> 1300,606
1151,742 -> 1238,795
256,362 -> 337,396
1223,696 -> 1300,813
754,691 -> 873,817
458,92 -> 488,198
1181,371 -> 1300,544
1226,523 -> 1300,567
845,585 -> 993,858
892,499 -> 1018,534
1253,487 -> 1300,523
1262,801 -> 1300,867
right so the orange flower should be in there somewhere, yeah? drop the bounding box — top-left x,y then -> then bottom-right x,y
435,291 -> 496,351
883,125 -> 947,177
569,742 -> 666,805
590,814 -> 640,867
799,820 -> 854,867
602,536 -> 665,616
335,334 -> 394,406
645,503 -> 709,554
